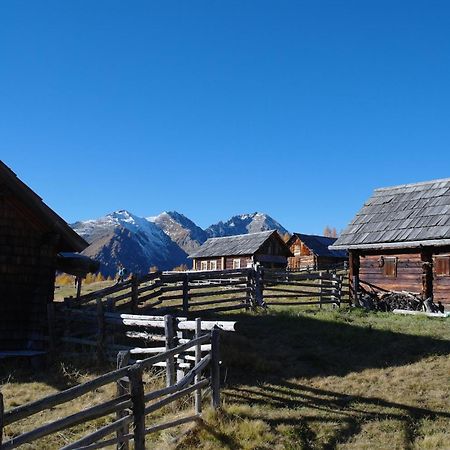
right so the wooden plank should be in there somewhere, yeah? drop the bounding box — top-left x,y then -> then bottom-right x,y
178,320 -> 236,332
194,304 -> 247,313
2,396 -> 132,450
61,416 -> 132,450
116,352 -> 131,450
3,366 -> 131,426
143,379 -> 209,415
266,300 -> 336,306
195,318 -> 202,415
188,297 -> 248,307
210,328 -> 220,409
188,288 -> 250,299
164,315 -> 175,387
144,414 -> 200,436
129,365 -> 145,450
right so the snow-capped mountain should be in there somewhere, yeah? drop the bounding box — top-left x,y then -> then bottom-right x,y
71,210 -> 290,276
147,211 -> 207,254
72,210 -> 188,276
205,212 -> 289,238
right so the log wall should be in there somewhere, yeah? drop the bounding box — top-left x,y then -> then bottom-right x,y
0,191 -> 57,351
359,252 -> 422,294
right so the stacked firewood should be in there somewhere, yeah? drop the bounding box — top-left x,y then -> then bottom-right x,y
359,287 -> 443,312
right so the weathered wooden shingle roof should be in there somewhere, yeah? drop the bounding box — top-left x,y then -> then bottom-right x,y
290,233 -> 347,258
331,178 -> 450,250
189,230 -> 282,258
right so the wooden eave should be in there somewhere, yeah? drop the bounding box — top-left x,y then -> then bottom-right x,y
330,238 -> 450,251
0,161 -> 88,252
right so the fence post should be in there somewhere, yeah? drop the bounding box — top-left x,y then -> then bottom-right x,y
338,275 -> 343,307
0,392 -> 4,446
129,364 -> 145,450
195,318 -> 202,415
210,328 -> 220,409
254,265 -> 264,307
164,315 -> 176,387
246,270 -> 254,308
96,298 -> 105,365
319,272 -> 323,309
116,351 -> 131,450
131,275 -> 139,314
182,273 -> 189,314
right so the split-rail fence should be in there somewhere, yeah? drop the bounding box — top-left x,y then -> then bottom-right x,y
0,321 -> 221,450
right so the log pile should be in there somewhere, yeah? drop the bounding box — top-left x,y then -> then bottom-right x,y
359,286 -> 444,313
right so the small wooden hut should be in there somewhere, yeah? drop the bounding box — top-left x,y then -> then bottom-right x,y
0,161 -> 89,354
330,178 -> 450,307
189,230 -> 293,271
286,233 -> 347,270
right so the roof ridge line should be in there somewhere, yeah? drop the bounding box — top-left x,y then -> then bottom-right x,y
375,177 -> 450,192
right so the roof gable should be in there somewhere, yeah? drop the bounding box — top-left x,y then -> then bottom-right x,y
0,161 -> 88,252
331,178 -> 450,250
290,233 -> 347,258
189,230 -> 291,258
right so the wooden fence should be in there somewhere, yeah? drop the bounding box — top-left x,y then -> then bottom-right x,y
63,267 -> 349,316
65,269 -> 254,315
52,307 -> 235,369
0,323 -> 221,450
262,269 -> 347,307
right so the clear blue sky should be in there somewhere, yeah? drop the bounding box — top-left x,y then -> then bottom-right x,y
1,1 -> 450,233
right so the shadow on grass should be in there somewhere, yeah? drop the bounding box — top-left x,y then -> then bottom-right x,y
223,380 -> 450,449
212,309 -> 450,382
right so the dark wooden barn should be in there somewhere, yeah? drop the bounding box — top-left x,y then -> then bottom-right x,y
286,233 -> 347,270
0,161 -> 89,355
330,178 -> 450,308
189,230 -> 293,271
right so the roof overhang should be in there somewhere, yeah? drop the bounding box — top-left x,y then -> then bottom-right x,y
330,238 -> 450,251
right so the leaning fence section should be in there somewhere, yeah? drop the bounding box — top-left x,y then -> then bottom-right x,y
0,325 -> 221,450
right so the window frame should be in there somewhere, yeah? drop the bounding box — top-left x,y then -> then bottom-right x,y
435,255 -> 450,277
209,260 -> 217,271
200,260 -> 208,271
232,258 -> 241,269
382,256 -> 398,278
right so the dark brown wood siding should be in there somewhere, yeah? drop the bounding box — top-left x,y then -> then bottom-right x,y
359,252 -> 422,294
0,192 -> 57,351
225,256 -> 252,270
433,252 -> 450,305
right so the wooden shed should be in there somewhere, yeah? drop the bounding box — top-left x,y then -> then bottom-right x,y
0,161 -> 89,354
189,230 -> 293,271
286,233 -> 347,270
330,178 -> 450,307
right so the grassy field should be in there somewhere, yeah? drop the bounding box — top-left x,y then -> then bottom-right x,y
1,307 -> 449,449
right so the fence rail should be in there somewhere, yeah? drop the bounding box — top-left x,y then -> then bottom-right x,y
0,324 -> 221,450
64,267 -> 349,316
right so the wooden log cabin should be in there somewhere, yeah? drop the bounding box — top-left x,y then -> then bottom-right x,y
330,178 -> 450,308
188,230 -> 293,271
286,233 -> 347,270
0,161 -> 91,355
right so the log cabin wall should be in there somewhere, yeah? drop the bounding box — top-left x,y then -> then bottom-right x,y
432,248 -> 450,306
0,192 -> 57,351
359,251 -> 422,295
287,236 -> 315,269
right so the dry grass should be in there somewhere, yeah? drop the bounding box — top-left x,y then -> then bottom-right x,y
1,307 -> 449,449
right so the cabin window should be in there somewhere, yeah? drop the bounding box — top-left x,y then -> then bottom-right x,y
293,244 -> 301,256
209,260 -> 217,270
435,256 -> 450,276
200,261 -> 208,271
233,259 -> 241,269
246,259 -> 253,268
383,257 -> 397,277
